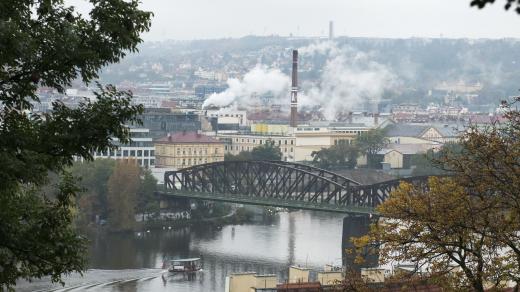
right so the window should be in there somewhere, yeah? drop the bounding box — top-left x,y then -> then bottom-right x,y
123,150 -> 128,157
290,147 -> 293,152
284,140 -> 287,145
144,150 -> 149,156
215,148 -> 219,154
150,159 -> 155,166
130,150 -> 136,156
284,148 -> 287,152
253,139 -> 256,143
150,150 -> 155,156
291,140 -> 294,145
260,140 -> 263,144
137,150 -> 142,157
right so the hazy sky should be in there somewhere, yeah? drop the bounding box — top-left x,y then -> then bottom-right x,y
71,0 -> 520,41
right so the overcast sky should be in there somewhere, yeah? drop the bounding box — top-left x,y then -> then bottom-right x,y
71,0 -> 520,41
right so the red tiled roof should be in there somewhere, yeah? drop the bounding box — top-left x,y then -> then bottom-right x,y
156,132 -> 222,144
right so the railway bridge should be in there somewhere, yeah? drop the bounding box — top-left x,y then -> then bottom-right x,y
161,160 -> 431,215
159,160 -> 434,270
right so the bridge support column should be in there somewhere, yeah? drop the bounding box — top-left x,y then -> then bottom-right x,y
342,214 -> 379,272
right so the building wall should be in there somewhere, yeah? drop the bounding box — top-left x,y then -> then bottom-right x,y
288,267 -> 310,283
217,134 -> 296,162
92,128 -> 155,168
294,132 -> 357,162
384,150 -> 403,169
361,268 -> 386,283
421,127 -> 443,140
251,123 -> 289,135
254,275 -> 277,289
226,273 -> 257,292
155,142 -> 224,169
317,272 -> 343,286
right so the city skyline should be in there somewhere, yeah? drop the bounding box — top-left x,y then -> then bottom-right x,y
68,0 -> 520,41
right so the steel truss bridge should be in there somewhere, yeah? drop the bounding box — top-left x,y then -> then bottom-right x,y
161,161 -> 432,214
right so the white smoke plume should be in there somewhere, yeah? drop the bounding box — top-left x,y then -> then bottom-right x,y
203,42 -> 398,119
299,43 -> 397,118
202,65 -> 290,108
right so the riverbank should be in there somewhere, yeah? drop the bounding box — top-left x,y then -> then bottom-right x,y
138,206 -> 253,231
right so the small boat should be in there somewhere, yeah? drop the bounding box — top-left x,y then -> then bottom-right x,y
165,258 -> 203,273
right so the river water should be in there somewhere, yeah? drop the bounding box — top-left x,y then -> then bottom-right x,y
17,210 -> 345,292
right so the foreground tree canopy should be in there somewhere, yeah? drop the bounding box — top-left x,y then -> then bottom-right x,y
354,98 -> 520,291
471,0 -> 520,13
0,0 -> 151,289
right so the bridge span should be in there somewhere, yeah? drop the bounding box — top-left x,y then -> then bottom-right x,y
161,161 -> 431,214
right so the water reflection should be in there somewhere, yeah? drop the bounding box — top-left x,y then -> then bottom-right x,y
17,210 -> 345,292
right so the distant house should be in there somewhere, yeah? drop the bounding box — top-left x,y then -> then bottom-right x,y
376,143 -> 442,170
376,144 -> 428,169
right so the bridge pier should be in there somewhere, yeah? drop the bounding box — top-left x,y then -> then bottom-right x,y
342,214 -> 379,272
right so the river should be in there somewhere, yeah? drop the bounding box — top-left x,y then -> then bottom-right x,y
16,209 -> 345,292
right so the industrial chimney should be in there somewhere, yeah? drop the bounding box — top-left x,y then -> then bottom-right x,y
290,50 -> 298,128
329,21 -> 334,40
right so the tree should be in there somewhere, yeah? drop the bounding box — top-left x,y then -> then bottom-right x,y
0,0 -> 151,288
356,129 -> 389,168
70,159 -> 116,224
431,98 -> 520,288
250,141 -> 282,160
471,0 -> 520,14
107,160 -> 140,232
311,143 -> 359,170
225,141 -> 282,161
410,144 -> 461,176
354,178 -> 511,291
137,169 -> 159,220
354,98 -> 520,291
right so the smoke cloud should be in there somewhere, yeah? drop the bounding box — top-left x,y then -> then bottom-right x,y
299,43 -> 397,118
203,41 -> 398,119
202,65 -> 290,108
